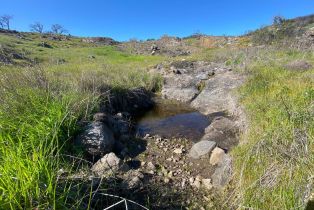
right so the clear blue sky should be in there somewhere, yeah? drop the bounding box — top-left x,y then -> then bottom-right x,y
1,0 -> 313,41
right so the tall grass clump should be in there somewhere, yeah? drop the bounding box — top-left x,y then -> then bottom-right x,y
0,67 -> 99,209
0,52 -> 162,209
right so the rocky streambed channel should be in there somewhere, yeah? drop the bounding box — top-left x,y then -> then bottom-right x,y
65,60 -> 246,209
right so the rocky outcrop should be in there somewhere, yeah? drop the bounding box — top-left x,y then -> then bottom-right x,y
152,60 -> 246,189
82,37 -> 119,45
157,61 -> 244,116
101,87 -> 154,115
190,69 -> 244,114
118,36 -> 194,56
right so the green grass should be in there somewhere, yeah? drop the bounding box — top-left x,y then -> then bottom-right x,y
230,51 -> 314,209
0,32 -> 165,209
0,67 -> 98,209
190,46 -> 314,209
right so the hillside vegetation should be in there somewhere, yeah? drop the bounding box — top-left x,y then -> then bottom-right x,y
0,14 -> 313,209
0,31 -> 165,209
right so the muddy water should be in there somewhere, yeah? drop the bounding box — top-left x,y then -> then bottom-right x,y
135,98 -> 210,141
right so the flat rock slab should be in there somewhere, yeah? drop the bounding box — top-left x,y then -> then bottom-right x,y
189,140 -> 217,159
191,71 -> 244,115
161,73 -> 203,103
162,87 -> 199,102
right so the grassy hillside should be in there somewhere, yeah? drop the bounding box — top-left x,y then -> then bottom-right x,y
0,14 -> 313,209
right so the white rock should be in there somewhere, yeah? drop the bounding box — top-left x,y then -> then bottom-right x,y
147,162 -> 156,171
173,148 -> 183,154
209,147 -> 226,165
193,179 -> 201,189
202,178 -> 213,190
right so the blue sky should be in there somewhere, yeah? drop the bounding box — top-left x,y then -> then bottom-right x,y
0,0 -> 313,41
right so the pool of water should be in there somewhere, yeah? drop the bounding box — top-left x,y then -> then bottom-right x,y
135,98 -> 210,141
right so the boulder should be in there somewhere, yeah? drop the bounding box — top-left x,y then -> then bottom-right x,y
209,147 -> 226,166
76,122 -> 115,157
103,87 -> 154,114
205,117 -> 237,134
201,117 -> 239,150
91,152 -> 127,176
191,71 -> 244,114
211,154 -> 232,188
188,140 -> 216,159
106,114 -> 130,137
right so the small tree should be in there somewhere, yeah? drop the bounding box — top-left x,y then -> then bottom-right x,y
51,24 -> 68,35
0,15 -> 13,30
273,16 -> 285,26
30,22 -> 44,33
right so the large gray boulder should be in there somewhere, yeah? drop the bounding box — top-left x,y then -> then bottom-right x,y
188,140 -> 216,159
76,122 -> 115,157
191,71 -> 244,115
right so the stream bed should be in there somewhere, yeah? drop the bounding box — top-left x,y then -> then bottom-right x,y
135,98 -> 210,141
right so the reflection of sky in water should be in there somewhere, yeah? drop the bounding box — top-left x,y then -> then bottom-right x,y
135,100 -> 210,141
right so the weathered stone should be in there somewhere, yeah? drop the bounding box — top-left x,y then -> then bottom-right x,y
209,147 -> 226,166
164,177 -> 171,183
91,152 -> 127,176
188,140 -> 217,159
193,180 -> 201,188
205,117 -> 236,134
106,114 -> 130,137
147,162 -> 156,171
189,177 -> 195,185
76,122 -> 115,157
201,178 -> 213,190
191,71 -> 244,114
201,117 -> 239,150
181,178 -> 187,188
162,87 -> 199,103
212,154 -> 232,188
121,170 -> 144,189
173,148 -> 183,154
